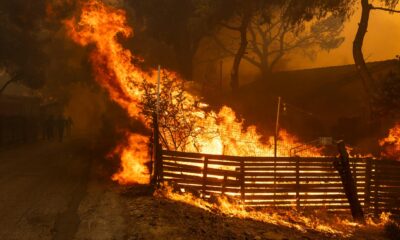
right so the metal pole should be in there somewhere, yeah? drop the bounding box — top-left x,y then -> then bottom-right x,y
274,96 -> 281,158
154,65 -> 161,186
156,65 -> 161,120
273,96 -> 281,205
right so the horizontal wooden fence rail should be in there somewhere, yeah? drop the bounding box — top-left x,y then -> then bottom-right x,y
161,150 -> 400,214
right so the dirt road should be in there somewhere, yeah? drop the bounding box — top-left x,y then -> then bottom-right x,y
0,138 -> 127,240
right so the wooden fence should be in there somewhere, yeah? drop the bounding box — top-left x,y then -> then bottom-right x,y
161,150 -> 400,214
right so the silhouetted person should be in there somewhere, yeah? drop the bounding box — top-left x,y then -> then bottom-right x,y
65,116 -> 73,137
56,115 -> 65,142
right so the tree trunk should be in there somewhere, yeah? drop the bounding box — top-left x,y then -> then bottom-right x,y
335,141 -> 365,224
231,10 -> 252,91
353,0 -> 376,104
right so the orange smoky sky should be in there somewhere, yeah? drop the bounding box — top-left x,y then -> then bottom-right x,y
290,6 -> 400,70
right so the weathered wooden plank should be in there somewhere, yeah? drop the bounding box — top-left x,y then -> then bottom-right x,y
163,165 -> 241,177
163,162 -> 202,169
206,160 -> 241,166
245,188 -> 355,194
244,172 -> 344,177
373,178 -> 400,184
163,156 -> 204,164
244,200 -> 298,205
245,194 -> 349,200
245,178 -> 348,183
243,167 -> 340,172
163,172 -> 206,181
175,184 -> 241,193
243,157 -> 297,162
245,195 -> 297,200
163,150 -> 242,162
163,165 -> 202,174
165,177 -> 240,186
375,159 -> 400,165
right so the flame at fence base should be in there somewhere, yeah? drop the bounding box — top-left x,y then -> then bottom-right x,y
155,184 -> 391,237
111,133 -> 150,185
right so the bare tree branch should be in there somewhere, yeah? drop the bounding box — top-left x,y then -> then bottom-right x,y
371,5 -> 400,13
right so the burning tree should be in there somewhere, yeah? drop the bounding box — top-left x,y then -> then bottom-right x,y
139,71 -> 209,152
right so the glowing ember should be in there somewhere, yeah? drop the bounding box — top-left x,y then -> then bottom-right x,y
66,0 -> 323,184
379,123 -> 400,160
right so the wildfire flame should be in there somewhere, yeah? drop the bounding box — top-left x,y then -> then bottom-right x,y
66,0 -> 322,184
110,133 -> 150,185
155,184 -> 391,237
65,2 -> 397,236
380,123 -> 400,160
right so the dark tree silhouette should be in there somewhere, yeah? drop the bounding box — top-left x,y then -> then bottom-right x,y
216,0 -> 354,91
127,0 -> 236,80
353,0 -> 400,112
0,1 -> 48,94
215,6 -> 345,83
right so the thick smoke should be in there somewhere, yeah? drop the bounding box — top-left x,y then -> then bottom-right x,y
0,0 -> 140,157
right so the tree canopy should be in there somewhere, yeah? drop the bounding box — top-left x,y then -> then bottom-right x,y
126,0 -> 355,84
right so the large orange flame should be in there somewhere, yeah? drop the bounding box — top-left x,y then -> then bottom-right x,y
66,0 -> 322,185
380,123 -> 400,160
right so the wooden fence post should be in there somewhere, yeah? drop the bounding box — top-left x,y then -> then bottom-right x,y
240,158 -> 245,203
352,158 -> 357,184
222,175 -> 227,196
296,157 -> 300,209
151,114 -> 163,187
364,158 -> 372,213
374,162 -> 380,217
335,141 -> 365,223
202,157 -> 209,198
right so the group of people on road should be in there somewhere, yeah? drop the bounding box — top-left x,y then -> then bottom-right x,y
0,114 -> 73,147
43,115 -> 73,142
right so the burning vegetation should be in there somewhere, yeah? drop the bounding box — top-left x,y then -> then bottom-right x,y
1,0 -> 397,238
380,123 -> 400,160
0,0 -> 400,239
154,184 -> 393,238
66,0 -> 325,185
60,1 -> 400,238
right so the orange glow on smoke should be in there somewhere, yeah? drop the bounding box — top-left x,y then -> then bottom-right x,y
380,123 -> 400,160
66,0 -> 322,185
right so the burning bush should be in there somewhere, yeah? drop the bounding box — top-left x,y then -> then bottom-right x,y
380,123 -> 400,160
139,72 -> 208,152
